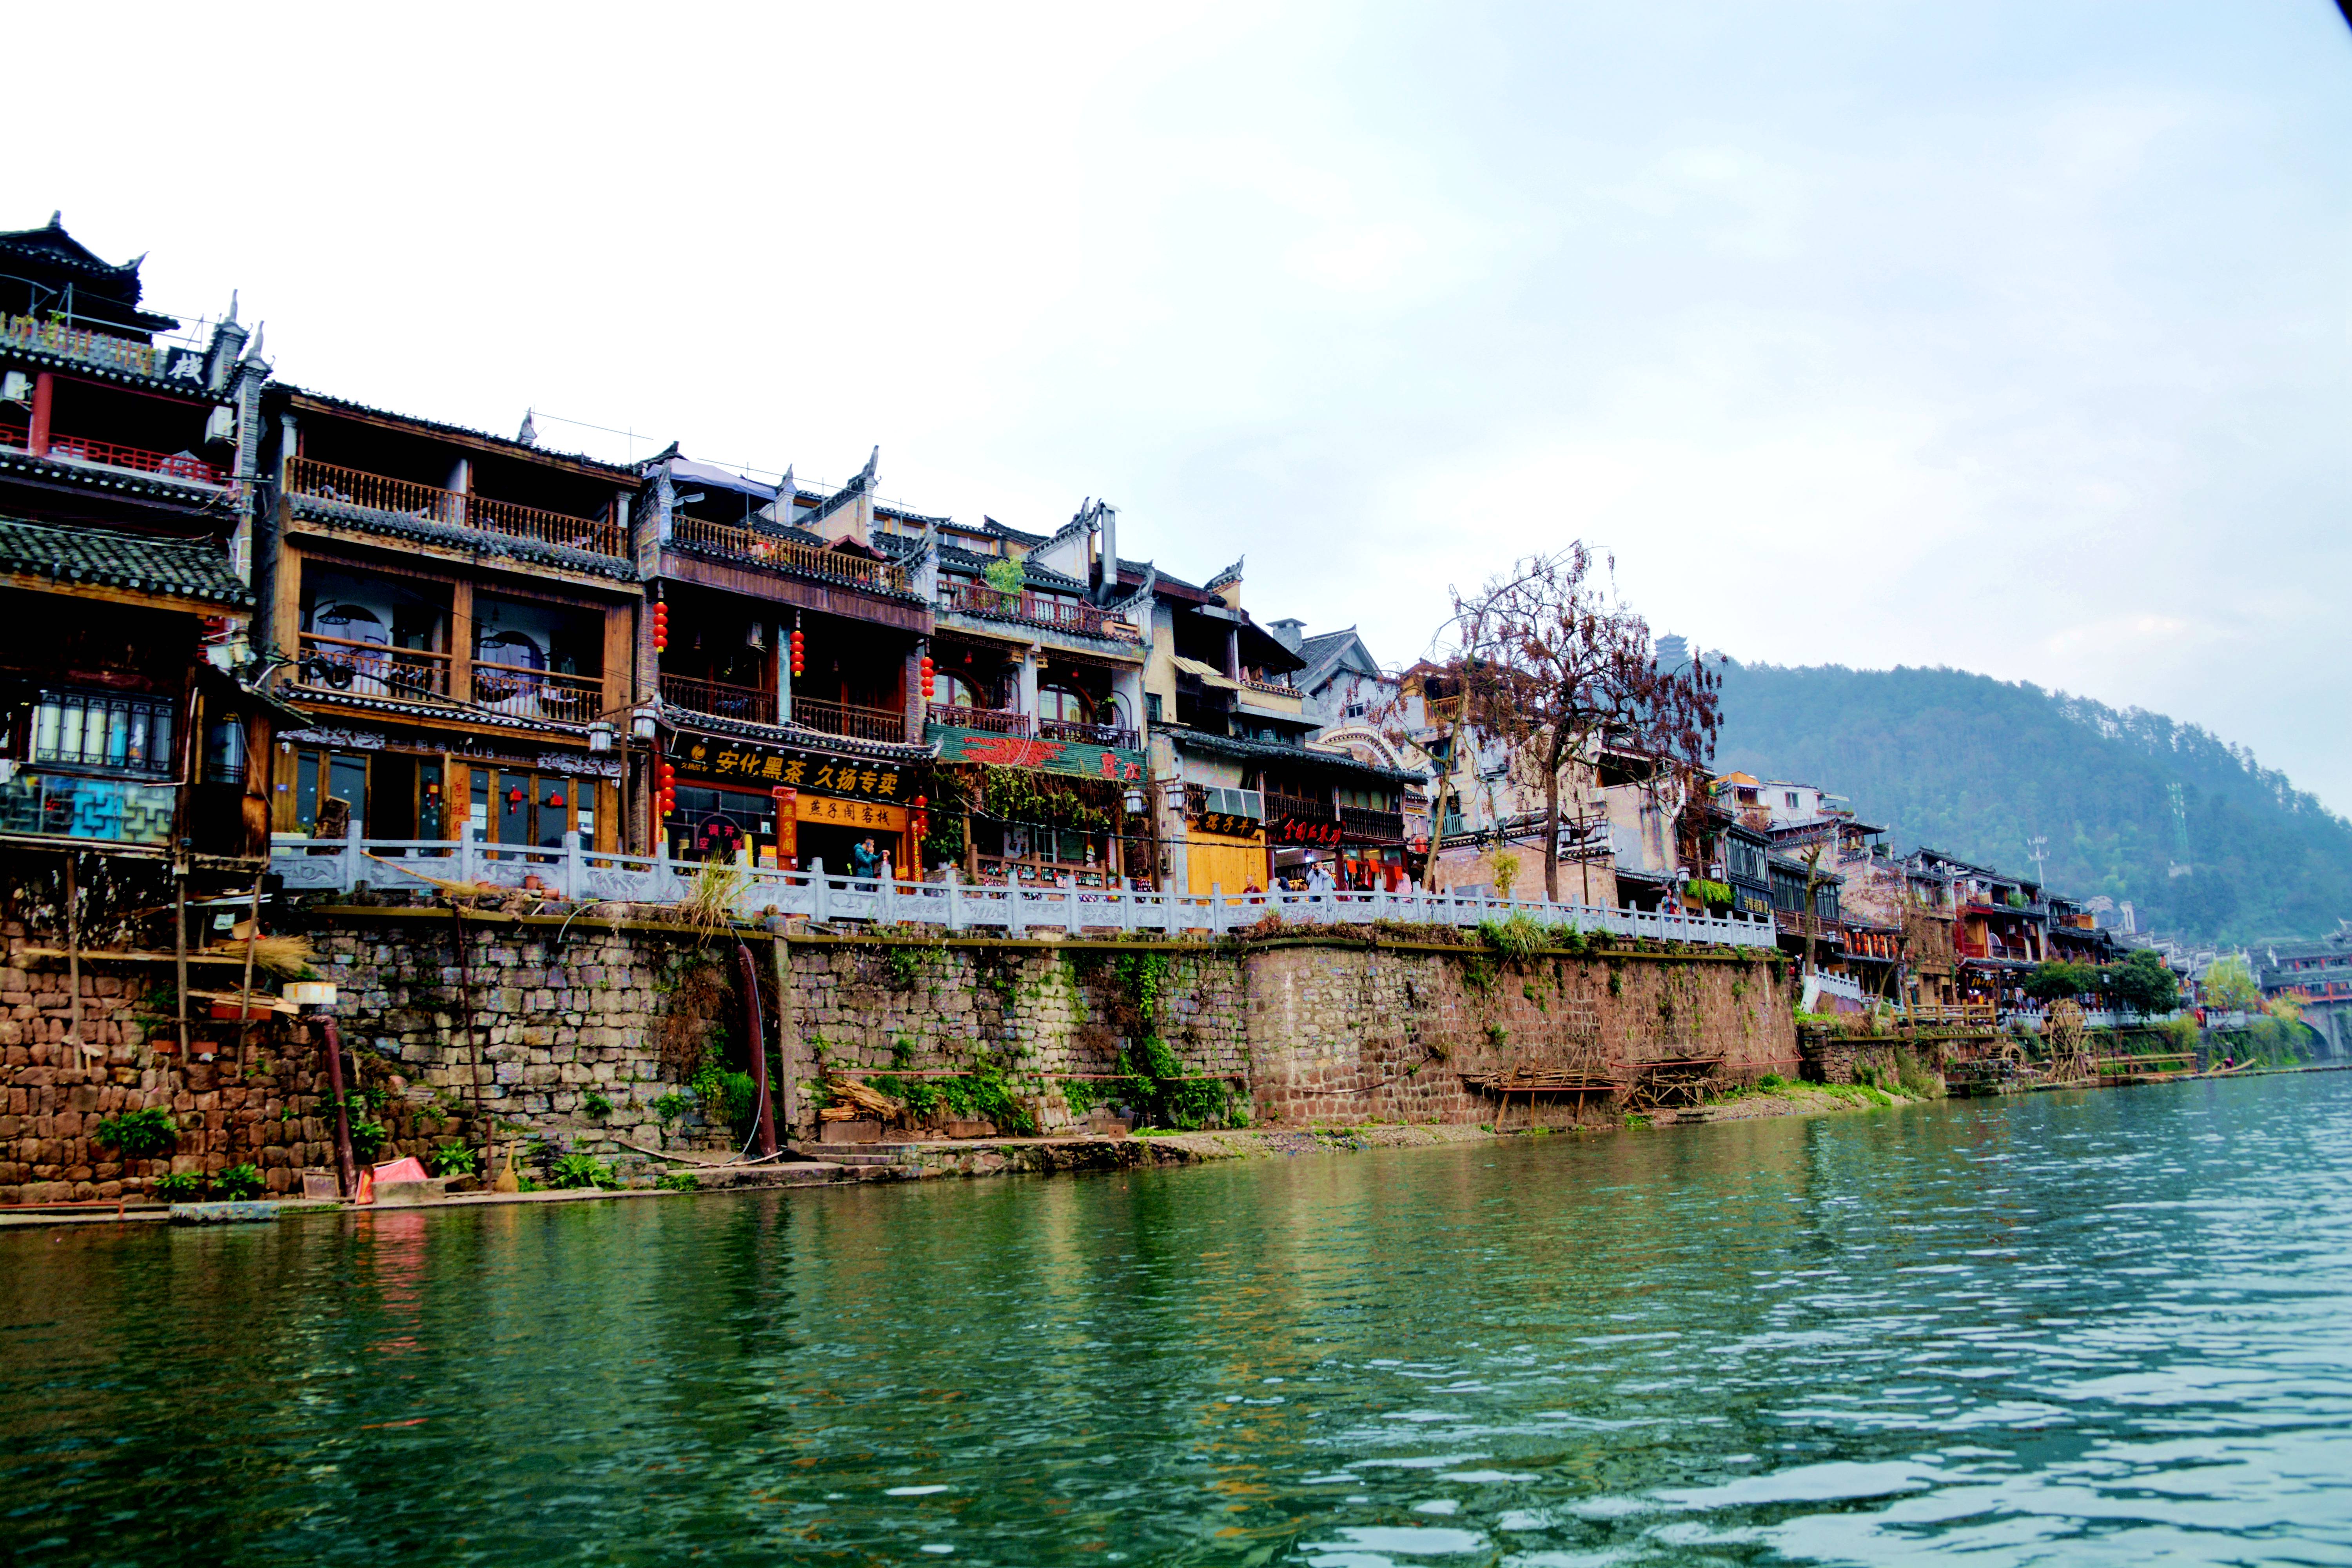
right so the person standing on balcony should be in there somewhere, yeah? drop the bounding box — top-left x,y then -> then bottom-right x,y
851,837 -> 881,880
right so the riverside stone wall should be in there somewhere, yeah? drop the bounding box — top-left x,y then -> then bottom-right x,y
1241,942 -> 1793,1128
2,904 -> 1797,1204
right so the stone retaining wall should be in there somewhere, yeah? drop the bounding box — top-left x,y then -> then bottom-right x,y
2,906 -> 1796,1204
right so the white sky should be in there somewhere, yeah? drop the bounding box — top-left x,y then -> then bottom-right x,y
19,2 -> 2351,804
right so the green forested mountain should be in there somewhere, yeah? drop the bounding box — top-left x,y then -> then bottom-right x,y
1713,662 -> 2352,942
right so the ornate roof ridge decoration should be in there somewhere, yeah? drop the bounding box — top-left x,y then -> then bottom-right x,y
1042,499 -> 1102,552
1105,563 -> 1157,618
801,445 -> 879,531
1204,557 -> 1243,593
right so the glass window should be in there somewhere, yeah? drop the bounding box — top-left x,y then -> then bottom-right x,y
1038,684 -> 1089,723
296,750 -> 321,831
204,717 -> 247,785
936,673 -> 978,709
536,777 -> 572,848
327,755 -> 368,835
29,690 -> 176,777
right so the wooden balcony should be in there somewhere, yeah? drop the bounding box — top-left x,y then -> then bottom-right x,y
1265,791 -> 1336,823
940,581 -> 1140,643
788,693 -> 910,744
293,633 -> 607,724
930,703 -> 1029,735
1339,805 -> 1406,842
661,673 -> 777,726
1,424 -> 231,486
287,456 -> 624,559
1040,717 -> 1140,750
293,632 -> 453,702
474,662 -> 602,725
670,514 -> 910,596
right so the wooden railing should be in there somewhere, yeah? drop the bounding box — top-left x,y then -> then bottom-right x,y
669,514 -> 911,595
1339,806 -> 1406,842
294,632 -> 452,701
42,432 -> 229,486
474,662 -> 603,724
788,693 -> 911,744
1040,718 -> 1140,750
940,582 -> 1140,642
1237,674 -> 1297,697
661,673 -> 777,726
287,457 -> 624,558
929,703 -> 1029,735
1265,791 -> 1336,824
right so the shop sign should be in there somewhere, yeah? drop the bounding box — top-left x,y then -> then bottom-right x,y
791,792 -> 907,833
670,735 -> 907,801
1270,815 -> 1342,848
926,722 -> 1145,782
1192,811 -> 1263,840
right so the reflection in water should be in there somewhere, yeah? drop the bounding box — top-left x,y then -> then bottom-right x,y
4,1075 -> 2350,1565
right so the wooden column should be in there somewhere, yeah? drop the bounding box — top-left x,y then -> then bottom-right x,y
27,372 -> 51,456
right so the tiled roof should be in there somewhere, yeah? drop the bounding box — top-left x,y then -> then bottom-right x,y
0,514 -> 250,606
283,686 -> 584,738
1161,725 -> 1426,784
278,386 -> 639,479
982,516 -> 1048,546
289,494 -> 639,584
937,540 -> 1087,591
0,448 -> 240,504
662,704 -> 935,763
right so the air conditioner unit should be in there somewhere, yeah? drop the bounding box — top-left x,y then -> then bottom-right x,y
0,371 -> 28,404
204,405 -> 236,445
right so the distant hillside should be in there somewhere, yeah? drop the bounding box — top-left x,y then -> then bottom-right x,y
1713,662 -> 2352,943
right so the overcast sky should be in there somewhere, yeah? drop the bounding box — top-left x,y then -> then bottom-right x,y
22,2 -> 2351,804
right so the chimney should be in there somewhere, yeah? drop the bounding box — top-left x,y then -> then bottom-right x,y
1096,503 -> 1118,602
1267,618 -> 1305,653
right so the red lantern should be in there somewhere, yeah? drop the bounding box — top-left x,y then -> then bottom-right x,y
789,628 -> 805,678
919,654 -> 934,699
655,760 -> 677,818
652,601 -> 669,652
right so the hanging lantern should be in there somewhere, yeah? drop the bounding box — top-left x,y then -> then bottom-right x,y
789,628 -> 805,678
919,654 -> 935,699
652,601 -> 670,652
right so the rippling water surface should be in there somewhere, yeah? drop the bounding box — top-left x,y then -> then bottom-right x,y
4,1074 -> 2350,1566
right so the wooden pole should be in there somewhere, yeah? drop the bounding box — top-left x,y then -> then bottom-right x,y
233,866 -> 267,1067
769,930 -> 797,1146
451,904 -> 491,1178
63,853 -> 80,1053
173,867 -> 190,1060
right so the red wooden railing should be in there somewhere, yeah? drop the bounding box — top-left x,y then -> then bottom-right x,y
41,432 -> 229,486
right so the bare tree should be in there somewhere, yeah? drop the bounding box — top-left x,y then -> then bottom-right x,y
1443,546 -> 1723,904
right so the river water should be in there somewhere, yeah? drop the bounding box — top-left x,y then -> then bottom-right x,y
4,1074 -> 2348,1567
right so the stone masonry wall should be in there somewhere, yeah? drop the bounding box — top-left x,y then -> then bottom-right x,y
2,904 -> 1797,1203
1244,942 -> 1795,1129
